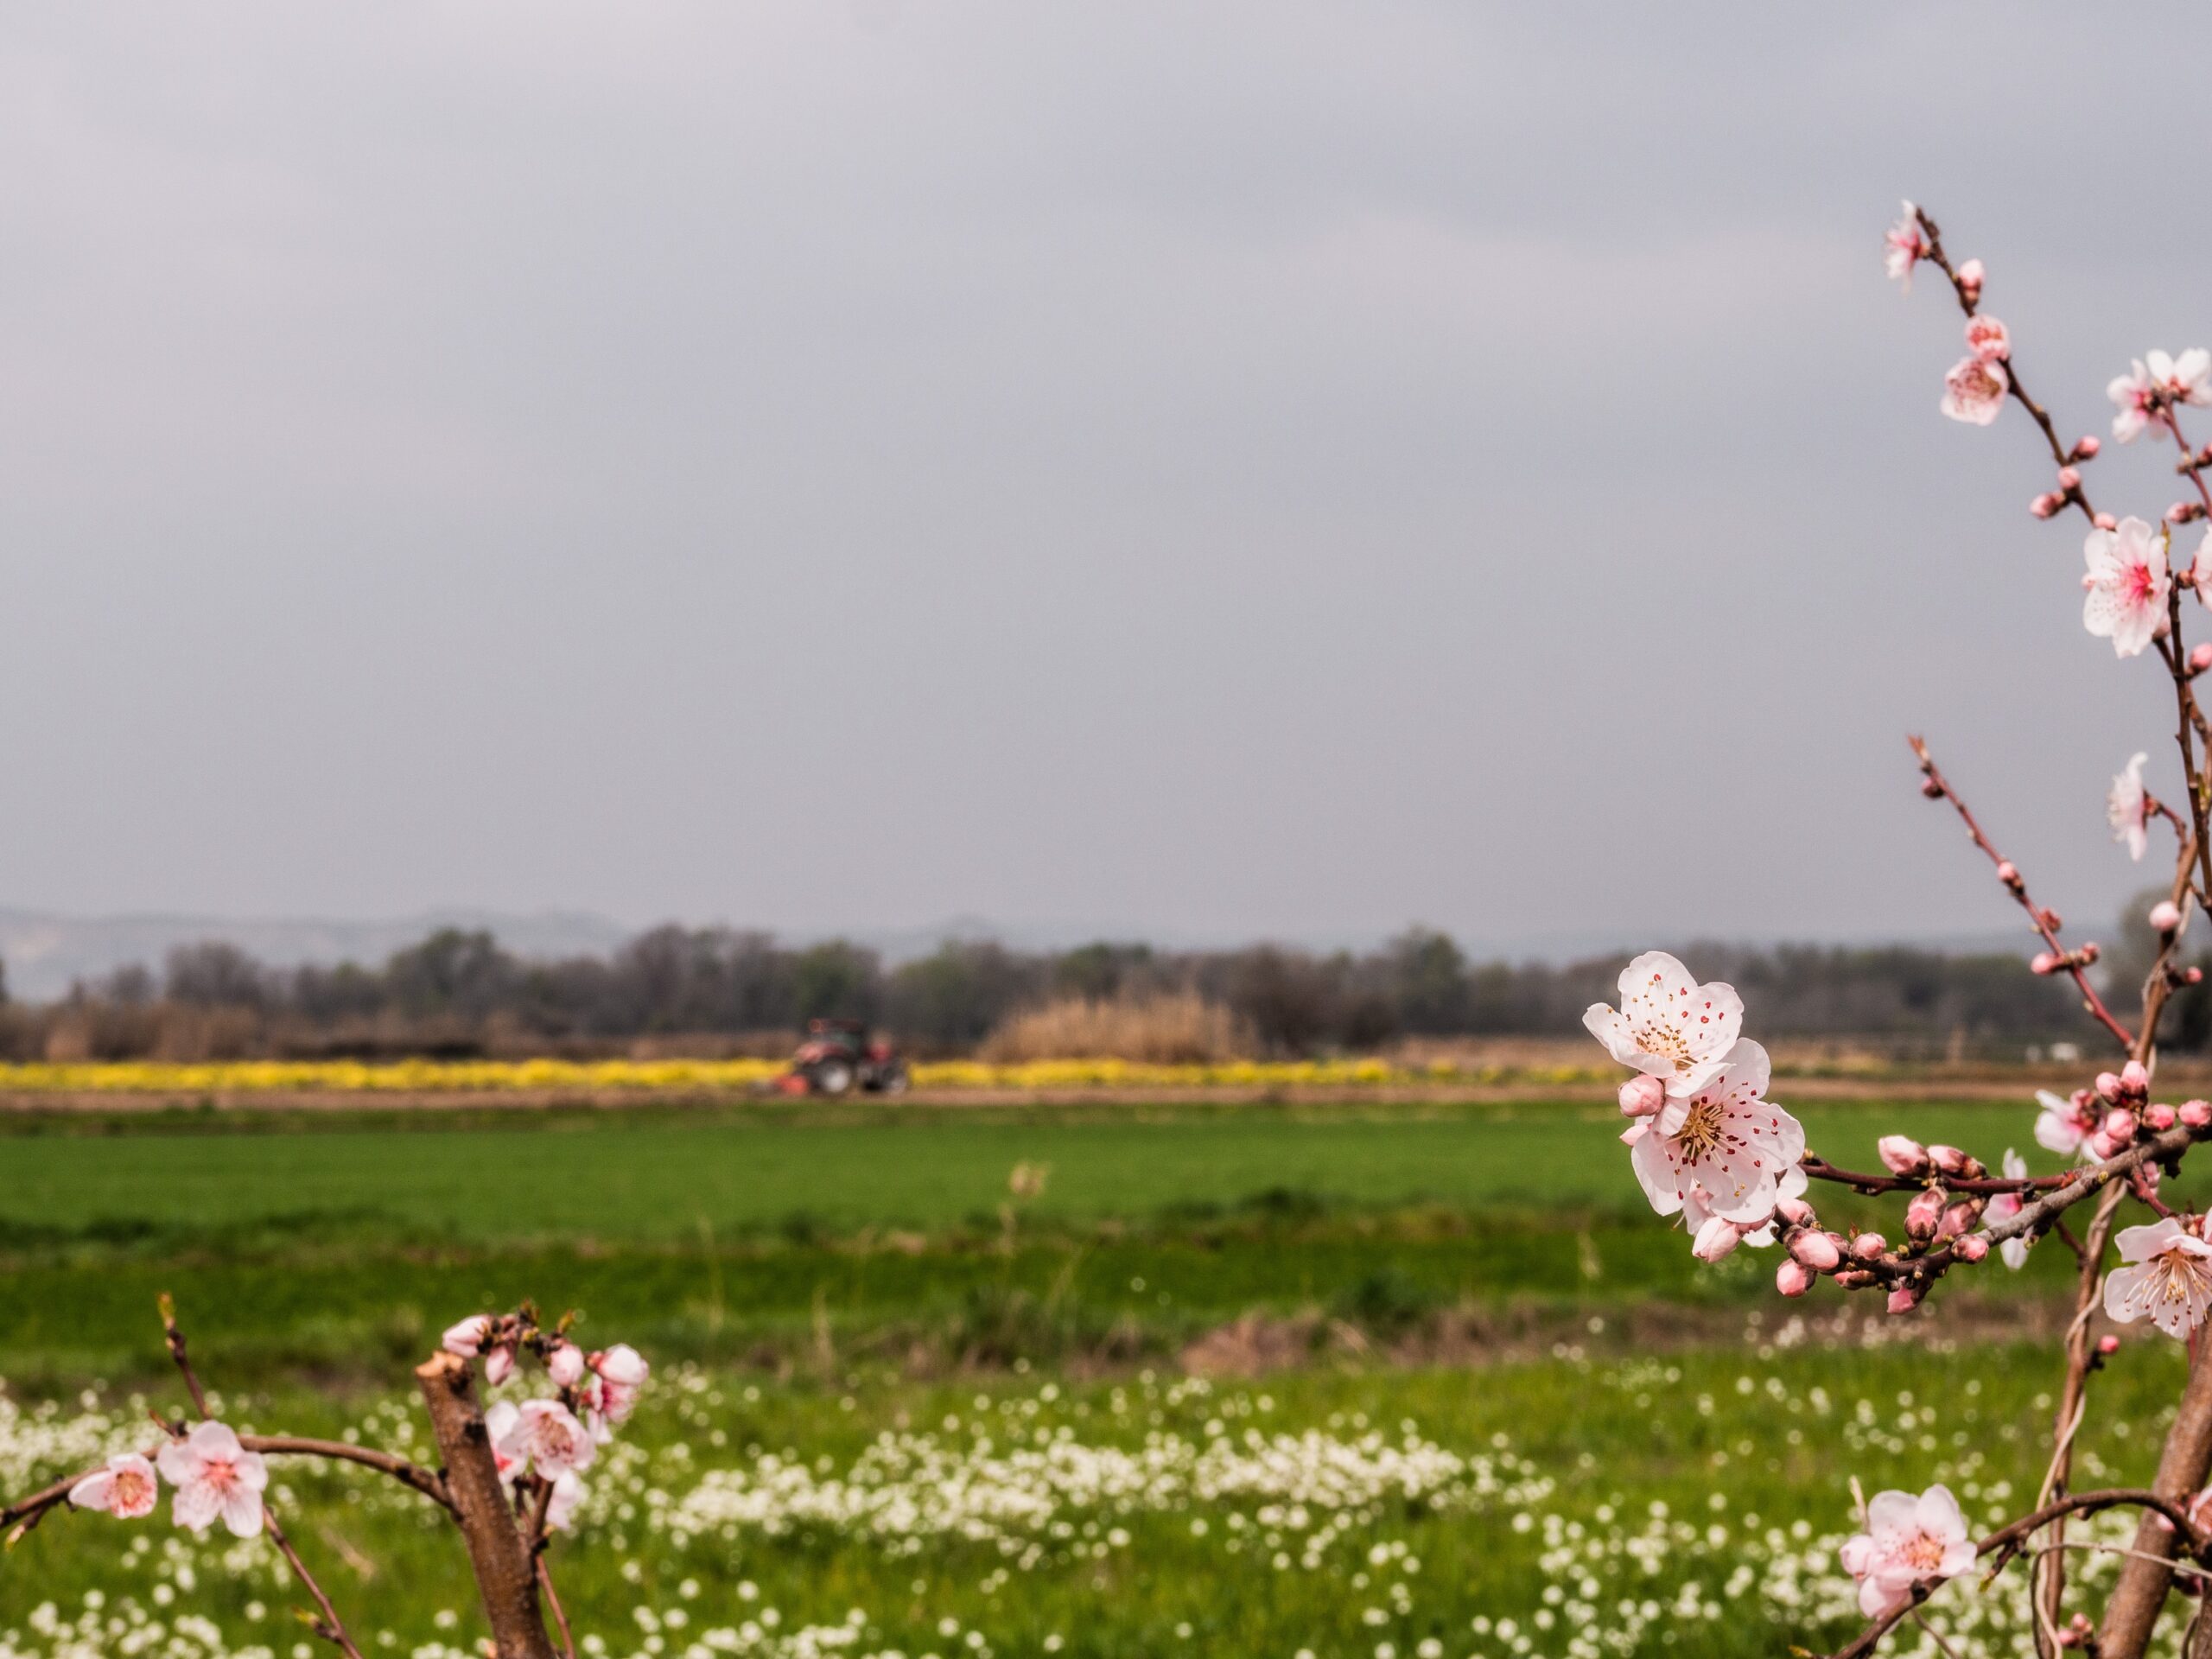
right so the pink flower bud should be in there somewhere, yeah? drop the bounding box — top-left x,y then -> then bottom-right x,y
1618,1074 -> 1667,1118
1691,1214 -> 1742,1263
2090,1130 -> 2126,1161
2095,512 -> 2118,531
1776,1259 -> 1814,1297
1851,1232 -> 1887,1261
2077,435 -> 2101,458
2193,643 -> 2212,674
1886,1284 -> 1923,1315
484,1344 -> 516,1388
1929,1144 -> 1971,1178
1995,860 -> 2020,886
1954,1234 -> 1990,1262
2103,1108 -> 2139,1144
442,1315 -> 493,1358
1789,1230 -> 1842,1271
2098,1333 -> 2121,1356
2183,1099 -> 2212,1128
1878,1135 -> 1930,1176
1939,1198 -> 1980,1240
2076,941 -> 2099,965
1905,1187 -> 1947,1243
1776,1196 -> 1815,1228
2121,1060 -> 2152,1103
1956,257 -> 1984,292
2031,950 -> 2062,975
2031,493 -> 2060,519
2152,899 -> 2184,936
2149,1103 -> 2178,1131
2097,1071 -> 2124,1103
548,1343 -> 587,1389
2190,967 -> 2206,986
2057,466 -> 2082,489
2174,501 -> 2202,525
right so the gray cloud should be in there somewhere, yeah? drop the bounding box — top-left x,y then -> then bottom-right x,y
1,2 -> 2205,955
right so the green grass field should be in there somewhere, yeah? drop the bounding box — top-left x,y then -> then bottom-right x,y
0,1096 -> 2162,1657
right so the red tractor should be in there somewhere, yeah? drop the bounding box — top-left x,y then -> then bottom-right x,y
782,1019 -> 910,1096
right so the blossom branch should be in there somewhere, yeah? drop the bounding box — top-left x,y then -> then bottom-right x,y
1907,735 -> 2133,1050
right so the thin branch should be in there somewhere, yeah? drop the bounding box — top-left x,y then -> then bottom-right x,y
1907,736 -> 2134,1050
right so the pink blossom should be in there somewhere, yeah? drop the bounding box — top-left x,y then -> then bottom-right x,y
2110,350 -> 2212,442
1904,1187 -> 1946,1243
483,1402 -> 524,1483
2082,520 -> 2171,659
442,1315 -> 493,1357
484,1344 -> 516,1388
2121,1060 -> 2152,1103
1984,1149 -> 2031,1270
1886,1285 -> 1922,1315
1789,1230 -> 1842,1271
2152,899 -> 2185,937
1583,951 -> 1744,1099
584,1344 -> 651,1437
1964,315 -> 2007,362
2109,753 -> 2152,861
2104,1217 -> 2212,1338
545,1471 -> 585,1533
2183,1099 -> 2212,1128
156,1422 -> 268,1538
1940,354 -> 2007,425
1884,203 -> 1929,289
1878,1135 -> 1929,1176
1955,257 -> 1984,297
1777,1259 -> 1813,1296
67,1453 -> 158,1520
1691,1213 -> 1743,1262
547,1342 -> 587,1389
1629,1039 -> 1805,1227
1954,1234 -> 1989,1262
2148,1103 -> 2178,1131
1840,1485 -> 1977,1617
493,1399 -> 597,1480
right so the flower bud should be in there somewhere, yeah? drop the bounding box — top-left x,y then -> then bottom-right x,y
2153,900 -> 2185,937
1995,860 -> 2022,890
2149,1103 -> 2178,1132
2190,967 -> 2206,986
1939,1198 -> 1980,1240
1775,1196 -> 1815,1228
2097,1070 -> 2124,1103
442,1315 -> 493,1358
2194,643 -> 2212,675
2031,493 -> 2060,519
2175,501 -> 2205,525
2121,1060 -> 2152,1103
2031,950 -> 2062,975
2183,1099 -> 2212,1128
2076,435 -> 2101,459
2095,512 -> 2119,531
1905,1187 -> 1947,1243
1618,1074 -> 1667,1118
2076,941 -> 2098,964
1851,1232 -> 1887,1261
1878,1135 -> 1930,1176
1956,257 -> 1984,294
1691,1214 -> 1742,1263
1789,1230 -> 1842,1271
1954,1234 -> 1990,1262
1776,1258 -> 1814,1297
2098,1333 -> 2121,1356
548,1342 -> 587,1389
484,1344 -> 516,1388
2057,466 -> 2081,489
2103,1108 -> 2139,1145
1886,1284 -> 1923,1315
1929,1144 -> 1971,1178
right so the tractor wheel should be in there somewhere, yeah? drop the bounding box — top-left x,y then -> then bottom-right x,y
810,1058 -> 855,1096
879,1063 -> 910,1096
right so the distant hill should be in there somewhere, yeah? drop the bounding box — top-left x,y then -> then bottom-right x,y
0,907 -> 632,1001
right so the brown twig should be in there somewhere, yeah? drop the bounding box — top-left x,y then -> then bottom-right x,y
1907,736 -> 2134,1050
537,1557 -> 579,1659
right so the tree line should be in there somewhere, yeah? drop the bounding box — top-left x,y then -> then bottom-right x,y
1,911 -> 2190,1062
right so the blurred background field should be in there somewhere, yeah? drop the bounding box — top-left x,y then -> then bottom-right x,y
0,1090 -> 2171,1656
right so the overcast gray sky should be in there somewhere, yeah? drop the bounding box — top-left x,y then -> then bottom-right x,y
4,3 -> 2209,954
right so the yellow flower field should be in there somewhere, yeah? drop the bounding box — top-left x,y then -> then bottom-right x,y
0,1056 -> 1614,1095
